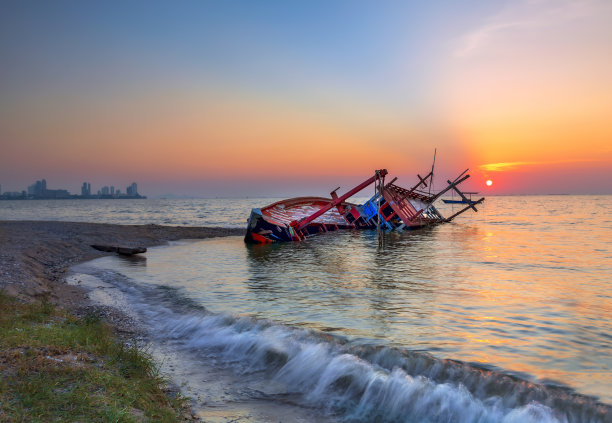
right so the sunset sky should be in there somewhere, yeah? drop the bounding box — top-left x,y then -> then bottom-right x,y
1,0 -> 611,197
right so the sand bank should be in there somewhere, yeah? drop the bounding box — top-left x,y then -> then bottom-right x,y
0,220 -> 243,306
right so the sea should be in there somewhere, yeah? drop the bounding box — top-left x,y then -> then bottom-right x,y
2,196 -> 611,422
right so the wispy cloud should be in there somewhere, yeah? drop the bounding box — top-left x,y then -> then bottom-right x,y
479,159 -> 597,172
456,21 -> 529,57
455,0 -> 609,57
479,161 -> 539,172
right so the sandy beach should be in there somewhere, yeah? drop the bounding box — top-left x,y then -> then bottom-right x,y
0,221 -> 247,421
0,220 -> 243,307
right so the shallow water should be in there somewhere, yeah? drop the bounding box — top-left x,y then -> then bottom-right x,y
61,195 -> 611,422
0,197 -> 278,227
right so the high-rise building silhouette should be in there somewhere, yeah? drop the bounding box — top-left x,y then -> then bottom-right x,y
126,182 -> 138,196
81,182 -> 91,196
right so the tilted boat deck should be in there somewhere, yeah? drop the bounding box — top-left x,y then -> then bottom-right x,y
245,165 -> 484,244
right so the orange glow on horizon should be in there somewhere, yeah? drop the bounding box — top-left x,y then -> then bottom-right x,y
1,1 -> 611,196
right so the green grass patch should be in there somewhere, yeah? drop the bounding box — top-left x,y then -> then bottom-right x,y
0,291 -> 189,422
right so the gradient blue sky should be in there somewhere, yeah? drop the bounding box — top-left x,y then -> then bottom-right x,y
1,0 -> 611,196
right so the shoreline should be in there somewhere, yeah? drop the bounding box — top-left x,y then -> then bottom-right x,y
0,220 -> 244,421
0,220 -> 243,307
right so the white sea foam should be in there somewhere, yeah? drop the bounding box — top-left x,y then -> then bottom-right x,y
72,258 -> 612,423
142,305 -> 602,423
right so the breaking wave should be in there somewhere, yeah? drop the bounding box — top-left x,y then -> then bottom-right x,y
89,268 -> 611,423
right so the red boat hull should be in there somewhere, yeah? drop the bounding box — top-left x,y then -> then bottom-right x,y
244,197 -> 370,244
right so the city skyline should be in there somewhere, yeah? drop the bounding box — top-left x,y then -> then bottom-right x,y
0,178 -> 143,199
1,1 -> 611,196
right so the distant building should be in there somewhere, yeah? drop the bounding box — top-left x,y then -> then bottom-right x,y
3,191 -> 24,198
81,182 -> 91,196
43,189 -> 70,199
28,179 -> 49,197
126,182 -> 138,196
28,180 -> 44,197
26,179 -> 69,198
110,186 -> 115,195
100,186 -> 110,196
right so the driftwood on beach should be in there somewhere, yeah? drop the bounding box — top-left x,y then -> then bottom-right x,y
91,244 -> 147,256
0,220 -> 243,303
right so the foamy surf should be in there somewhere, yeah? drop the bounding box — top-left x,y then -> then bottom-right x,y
69,264 -> 610,423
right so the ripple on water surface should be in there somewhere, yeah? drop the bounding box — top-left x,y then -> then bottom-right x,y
21,195 -> 612,420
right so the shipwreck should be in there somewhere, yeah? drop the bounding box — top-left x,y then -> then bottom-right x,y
244,161 -> 484,244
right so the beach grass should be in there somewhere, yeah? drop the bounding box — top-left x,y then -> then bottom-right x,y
0,291 -> 189,422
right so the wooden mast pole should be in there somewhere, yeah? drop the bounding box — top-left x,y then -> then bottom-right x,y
377,170 -> 385,248
428,148 -> 436,195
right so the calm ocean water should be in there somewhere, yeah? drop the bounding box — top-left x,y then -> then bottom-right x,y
4,196 -> 611,421
0,198 -> 272,227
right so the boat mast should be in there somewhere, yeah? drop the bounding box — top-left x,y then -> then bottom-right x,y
376,170 -> 385,248
429,148 -> 436,195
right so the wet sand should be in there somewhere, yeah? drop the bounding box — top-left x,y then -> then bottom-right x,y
0,220 -> 243,307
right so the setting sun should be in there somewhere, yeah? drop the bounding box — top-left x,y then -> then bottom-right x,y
486,180 -> 493,186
